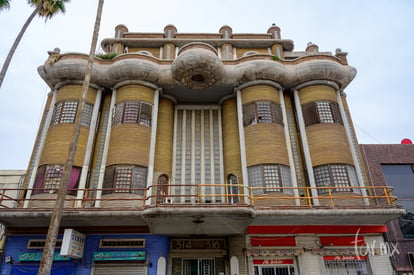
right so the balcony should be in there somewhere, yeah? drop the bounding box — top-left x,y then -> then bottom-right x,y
0,184 -> 400,209
0,184 -> 405,235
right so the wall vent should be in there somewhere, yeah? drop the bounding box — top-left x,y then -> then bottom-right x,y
27,239 -> 62,249
99,238 -> 145,248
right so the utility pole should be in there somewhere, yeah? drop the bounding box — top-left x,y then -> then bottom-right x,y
38,1 -> 104,274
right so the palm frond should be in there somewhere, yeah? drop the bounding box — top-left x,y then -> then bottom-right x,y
0,0 -> 11,10
29,0 -> 69,20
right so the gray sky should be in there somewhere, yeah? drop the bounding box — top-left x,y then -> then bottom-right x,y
0,0 -> 413,169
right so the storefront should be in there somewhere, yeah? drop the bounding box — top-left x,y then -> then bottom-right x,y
169,238 -> 228,275
1,233 -> 169,275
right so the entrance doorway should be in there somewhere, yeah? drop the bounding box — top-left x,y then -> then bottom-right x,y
182,258 -> 215,275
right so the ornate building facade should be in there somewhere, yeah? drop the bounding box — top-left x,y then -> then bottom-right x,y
0,24 -> 405,274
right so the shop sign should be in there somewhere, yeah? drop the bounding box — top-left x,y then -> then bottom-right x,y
19,252 -> 71,262
171,239 -> 226,250
253,259 -> 294,265
93,251 -> 146,261
323,255 -> 367,261
60,229 -> 86,258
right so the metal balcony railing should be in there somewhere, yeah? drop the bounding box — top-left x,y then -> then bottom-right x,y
0,184 -> 399,209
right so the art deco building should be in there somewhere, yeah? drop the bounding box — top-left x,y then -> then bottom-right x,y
0,24 -> 405,275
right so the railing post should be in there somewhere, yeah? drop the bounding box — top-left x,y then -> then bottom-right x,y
306,187 -> 312,207
384,186 -> 391,205
327,187 -> 335,207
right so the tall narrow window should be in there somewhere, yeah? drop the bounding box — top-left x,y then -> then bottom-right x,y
227,174 -> 239,204
157,175 -> 169,203
302,101 -> 343,126
51,101 -> 78,125
80,103 -> 94,127
173,107 -> 224,203
243,101 -> 283,126
112,101 -> 152,127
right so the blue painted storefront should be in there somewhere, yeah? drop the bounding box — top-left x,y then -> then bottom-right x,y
1,234 -> 169,275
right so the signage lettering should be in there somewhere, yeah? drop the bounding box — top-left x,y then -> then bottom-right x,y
171,239 -> 225,250
93,251 -> 146,261
19,252 -> 70,262
253,259 -> 294,265
323,255 -> 367,261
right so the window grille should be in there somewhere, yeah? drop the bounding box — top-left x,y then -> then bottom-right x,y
324,259 -> 370,275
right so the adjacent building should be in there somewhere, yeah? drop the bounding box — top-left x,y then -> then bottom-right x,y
361,143 -> 414,275
0,170 -> 25,265
0,24 -> 405,274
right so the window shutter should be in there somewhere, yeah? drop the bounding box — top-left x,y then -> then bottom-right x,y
302,102 -> 319,126
271,103 -> 283,125
330,102 -> 343,125
140,103 -> 152,126
243,103 -> 256,126
103,166 -> 115,194
33,166 -> 46,195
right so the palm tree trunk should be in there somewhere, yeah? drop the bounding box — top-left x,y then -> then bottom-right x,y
38,0 -> 105,274
0,6 -> 40,89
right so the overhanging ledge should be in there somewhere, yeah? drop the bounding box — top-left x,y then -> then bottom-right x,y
0,207 -> 405,229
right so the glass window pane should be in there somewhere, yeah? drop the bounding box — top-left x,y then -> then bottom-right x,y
243,103 -> 256,126
382,164 -> 414,212
113,102 -> 124,126
123,101 -> 140,123
51,101 -> 78,125
139,102 -> 152,126
316,101 -> 334,123
81,103 -> 94,127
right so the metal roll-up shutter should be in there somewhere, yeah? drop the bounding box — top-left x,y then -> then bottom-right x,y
92,263 -> 146,275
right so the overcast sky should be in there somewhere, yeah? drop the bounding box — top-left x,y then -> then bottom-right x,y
0,0 -> 413,169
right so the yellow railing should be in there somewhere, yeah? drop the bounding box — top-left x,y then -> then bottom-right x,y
0,184 -> 398,209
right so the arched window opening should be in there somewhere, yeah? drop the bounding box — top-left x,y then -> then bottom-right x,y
157,174 -> 169,203
228,174 -> 239,204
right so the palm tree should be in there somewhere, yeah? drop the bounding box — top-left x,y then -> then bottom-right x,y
0,0 -> 69,89
0,0 -> 11,10
38,0 -> 104,273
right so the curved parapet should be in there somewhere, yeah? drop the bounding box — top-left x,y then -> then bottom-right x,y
38,54 -> 161,87
38,50 -> 357,98
171,42 -> 225,89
